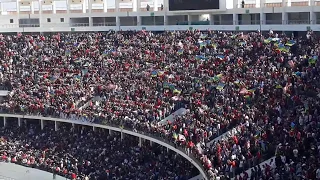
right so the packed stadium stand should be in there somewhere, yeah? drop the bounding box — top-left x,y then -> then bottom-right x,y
0,0 -> 320,180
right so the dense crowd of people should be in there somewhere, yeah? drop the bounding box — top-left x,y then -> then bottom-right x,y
0,120 -> 198,180
0,30 -> 319,180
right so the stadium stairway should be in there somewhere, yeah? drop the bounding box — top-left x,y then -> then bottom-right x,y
231,156 -> 276,180
157,108 -> 187,126
206,123 -> 244,147
78,96 -> 102,111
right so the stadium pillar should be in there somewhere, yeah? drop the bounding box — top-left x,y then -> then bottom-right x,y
103,0 -> 107,12
120,131 -> 124,141
82,1 -> 86,13
18,117 -> 21,127
150,140 -> 152,146
88,0 -> 92,13
164,15 -> 167,25
67,0 -> 70,14
92,126 -> 96,132
233,14 -> 238,25
54,121 -> 59,131
153,0 -> 158,11
16,1 -> 20,16
187,15 -> 191,25
137,16 -> 141,26
52,2 -> 56,14
89,17 -> 93,27
3,117 -> 6,127
115,0 -> 119,12
109,129 -> 113,135
41,119 -> 44,130
116,16 -> 120,29
310,0 -> 315,24
232,0 -> 238,26
282,0 -> 287,24
260,0 -> 266,32
31,1 -> 35,14
138,137 -> 142,147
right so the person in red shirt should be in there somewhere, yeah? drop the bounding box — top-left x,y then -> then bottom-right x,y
71,172 -> 76,180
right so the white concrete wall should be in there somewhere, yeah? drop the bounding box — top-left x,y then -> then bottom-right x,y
0,24 -> 318,32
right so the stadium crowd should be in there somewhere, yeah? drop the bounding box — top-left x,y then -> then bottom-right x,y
0,30 -> 319,180
0,121 -> 198,180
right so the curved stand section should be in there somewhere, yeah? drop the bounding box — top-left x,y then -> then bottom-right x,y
0,114 -> 208,180
0,162 -> 66,180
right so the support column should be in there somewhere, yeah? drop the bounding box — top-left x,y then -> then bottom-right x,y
116,16 -> 120,28
282,0 -> 287,24
115,0 -> 119,12
54,121 -> 59,131
120,131 -> 124,141
137,0 -> 141,12
167,147 -> 169,153
39,0 -> 43,13
93,126 -> 96,132
3,117 -> 6,127
67,0 -> 70,14
282,12 -> 287,24
187,15 -> 191,25
153,0 -> 158,11
133,0 -> 137,12
41,119 -> 44,130
18,118 -> 21,127
260,13 -> 266,23
310,12 -> 315,24
88,0 -> 92,13
103,0 -> 107,12
89,17 -> 93,26
82,2 -> 86,13
16,1 -> 20,15
39,0 -> 42,28
109,129 -> 113,135
138,137 -> 142,147
310,0 -> 315,24
150,140 -> 152,146
53,2 -> 56,14
164,15 -> 168,25
30,1 -> 35,14
137,16 -> 142,26
233,13 -> 238,25
260,0 -> 266,24
210,14 -> 214,25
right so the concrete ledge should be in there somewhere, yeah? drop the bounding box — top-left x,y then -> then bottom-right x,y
0,162 -> 66,180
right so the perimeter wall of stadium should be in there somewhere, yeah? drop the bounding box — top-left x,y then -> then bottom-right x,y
0,25 -> 318,33
0,114 -> 208,180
